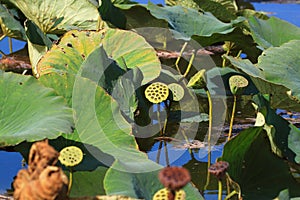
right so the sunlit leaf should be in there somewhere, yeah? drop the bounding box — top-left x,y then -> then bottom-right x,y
7,0 -> 100,34
248,16 -> 300,49
147,2 -> 240,39
0,71 -> 73,147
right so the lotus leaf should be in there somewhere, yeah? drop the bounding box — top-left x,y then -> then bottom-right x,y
248,16 -> 300,49
0,71 -> 73,147
7,0 -> 99,34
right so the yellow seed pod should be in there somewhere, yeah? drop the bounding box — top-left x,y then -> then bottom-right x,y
168,83 -> 184,101
145,82 -> 169,104
175,190 -> 186,200
229,75 -> 248,95
153,188 -> 168,200
153,188 -> 186,200
59,146 -> 83,167
187,69 -> 206,89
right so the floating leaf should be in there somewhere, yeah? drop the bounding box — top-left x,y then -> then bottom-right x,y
59,146 -> 83,167
0,71 -> 73,147
145,82 -> 169,103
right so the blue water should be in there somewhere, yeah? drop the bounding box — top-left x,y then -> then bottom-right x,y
0,1 -> 299,197
253,3 -> 300,27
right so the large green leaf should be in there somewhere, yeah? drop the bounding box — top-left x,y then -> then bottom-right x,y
0,4 -> 26,40
147,2 -> 240,39
7,0 -> 99,34
225,40 -> 300,109
0,71 -> 73,147
37,29 -> 161,85
248,16 -> 300,49
221,127 -> 300,199
252,94 -> 300,164
104,160 -> 204,200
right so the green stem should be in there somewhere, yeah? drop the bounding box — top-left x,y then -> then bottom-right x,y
183,51 -> 195,78
204,89 -> 213,190
175,42 -> 187,75
227,95 -> 236,141
224,191 -> 238,200
218,180 -> 222,200
9,37 -> 12,53
68,168 -> 73,195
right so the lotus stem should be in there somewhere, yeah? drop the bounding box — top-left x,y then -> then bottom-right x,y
218,179 -> 222,200
156,141 -> 163,164
204,88 -> 213,190
224,191 -> 238,200
164,141 -> 170,166
227,95 -> 237,141
175,42 -> 187,74
183,51 -> 195,78
68,168 -> 73,195
9,37 -> 12,53
0,35 -> 5,41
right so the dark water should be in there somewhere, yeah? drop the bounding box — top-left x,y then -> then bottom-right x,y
0,2 -> 299,198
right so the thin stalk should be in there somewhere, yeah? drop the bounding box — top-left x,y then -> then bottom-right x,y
0,50 -> 6,57
68,168 -> 73,195
183,51 -> 195,78
218,180 -> 222,200
204,89 -> 213,190
164,140 -> 170,166
227,95 -> 237,141
0,35 -> 5,41
224,191 -> 238,200
175,42 -> 187,74
156,104 -> 163,136
156,141 -> 163,164
9,37 -> 12,53
162,101 -> 170,136
222,42 -> 232,68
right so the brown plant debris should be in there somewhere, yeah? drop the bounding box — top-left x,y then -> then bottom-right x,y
158,167 -> 191,191
13,140 -> 68,200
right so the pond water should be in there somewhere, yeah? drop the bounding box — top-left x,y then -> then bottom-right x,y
0,2 -> 299,199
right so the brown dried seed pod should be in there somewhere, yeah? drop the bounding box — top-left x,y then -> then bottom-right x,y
208,161 -> 229,179
13,140 -> 68,200
158,167 -> 191,191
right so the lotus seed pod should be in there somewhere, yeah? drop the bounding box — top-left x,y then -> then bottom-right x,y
153,188 -> 186,200
145,82 -> 169,104
229,75 -> 248,95
168,83 -> 184,101
187,69 -> 206,89
59,146 -> 83,167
